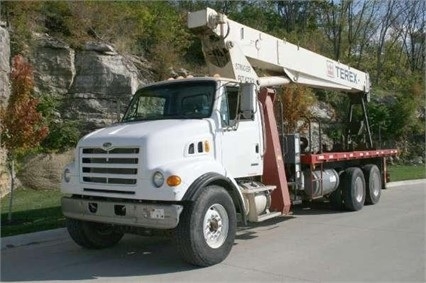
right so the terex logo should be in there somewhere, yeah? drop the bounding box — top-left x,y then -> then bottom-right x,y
326,61 -> 359,84
335,66 -> 358,83
326,61 -> 334,78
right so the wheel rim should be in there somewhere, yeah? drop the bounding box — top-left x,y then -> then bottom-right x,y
372,172 -> 381,197
203,204 -> 229,249
354,176 -> 364,203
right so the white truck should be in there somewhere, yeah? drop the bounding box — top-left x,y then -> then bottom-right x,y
61,8 -> 397,266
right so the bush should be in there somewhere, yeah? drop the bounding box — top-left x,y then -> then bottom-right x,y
41,121 -> 80,152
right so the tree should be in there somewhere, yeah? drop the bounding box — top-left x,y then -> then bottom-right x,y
373,0 -> 401,85
346,0 -> 380,68
278,85 -> 316,134
394,0 -> 425,72
0,55 -> 48,222
275,0 -> 320,34
321,0 -> 351,61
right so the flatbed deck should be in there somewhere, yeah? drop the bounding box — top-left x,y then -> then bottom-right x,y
301,149 -> 398,165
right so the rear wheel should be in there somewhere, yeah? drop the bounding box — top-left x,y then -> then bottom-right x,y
342,167 -> 366,211
174,185 -> 237,267
363,164 -> 381,205
66,218 -> 123,249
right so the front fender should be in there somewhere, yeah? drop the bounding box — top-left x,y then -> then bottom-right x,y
157,158 -> 247,224
182,172 -> 247,225
157,157 -> 225,199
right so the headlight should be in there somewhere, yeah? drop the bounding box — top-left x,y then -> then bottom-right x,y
153,171 -> 164,188
63,168 -> 71,183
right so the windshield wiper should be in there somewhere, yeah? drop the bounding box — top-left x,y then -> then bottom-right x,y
122,114 -> 206,122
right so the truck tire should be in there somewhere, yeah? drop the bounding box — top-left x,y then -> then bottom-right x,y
66,218 -> 123,249
342,167 -> 366,211
363,164 -> 381,205
329,172 -> 345,210
174,185 -> 237,267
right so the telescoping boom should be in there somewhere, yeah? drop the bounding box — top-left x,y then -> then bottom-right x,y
188,7 -> 370,93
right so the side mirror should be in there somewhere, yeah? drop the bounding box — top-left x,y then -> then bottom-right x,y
240,83 -> 257,119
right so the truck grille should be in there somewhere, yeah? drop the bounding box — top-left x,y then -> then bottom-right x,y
80,147 -> 139,186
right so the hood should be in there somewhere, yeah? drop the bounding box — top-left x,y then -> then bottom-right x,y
78,119 -> 213,148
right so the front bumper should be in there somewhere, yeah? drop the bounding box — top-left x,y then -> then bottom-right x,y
61,197 -> 183,229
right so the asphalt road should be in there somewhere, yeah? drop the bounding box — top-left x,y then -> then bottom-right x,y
1,180 -> 425,282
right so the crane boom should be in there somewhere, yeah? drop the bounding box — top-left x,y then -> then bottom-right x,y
188,8 -> 370,93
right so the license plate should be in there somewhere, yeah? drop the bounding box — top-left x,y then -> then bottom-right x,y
150,208 -> 165,219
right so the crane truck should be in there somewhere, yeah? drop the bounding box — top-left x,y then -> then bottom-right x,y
61,8 -> 398,266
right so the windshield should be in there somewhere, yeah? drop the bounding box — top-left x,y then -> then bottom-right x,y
122,81 -> 216,122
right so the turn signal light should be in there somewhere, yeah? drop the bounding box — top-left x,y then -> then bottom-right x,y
204,140 -> 210,152
167,175 -> 181,187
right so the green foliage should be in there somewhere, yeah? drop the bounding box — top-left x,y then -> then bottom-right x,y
1,2 -> 43,55
42,1 -> 73,37
41,121 -> 80,152
144,2 -> 191,79
37,95 -> 80,152
367,98 -> 391,142
368,79 -> 424,157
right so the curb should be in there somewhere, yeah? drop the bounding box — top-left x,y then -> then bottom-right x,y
1,228 -> 67,250
387,179 -> 426,188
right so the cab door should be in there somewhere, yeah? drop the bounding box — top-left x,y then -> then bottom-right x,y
218,85 -> 263,178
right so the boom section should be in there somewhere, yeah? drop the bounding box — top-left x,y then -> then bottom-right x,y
188,8 -> 370,93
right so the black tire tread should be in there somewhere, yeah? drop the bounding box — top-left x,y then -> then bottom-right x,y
363,164 -> 382,205
174,185 -> 236,267
66,218 -> 123,249
342,167 -> 366,211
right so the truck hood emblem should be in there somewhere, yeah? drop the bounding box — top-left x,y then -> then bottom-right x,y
103,142 -> 113,150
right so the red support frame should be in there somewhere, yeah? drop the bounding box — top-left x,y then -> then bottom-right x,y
259,88 -> 291,214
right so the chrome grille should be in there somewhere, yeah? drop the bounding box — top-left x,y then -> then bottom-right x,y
80,147 -> 139,187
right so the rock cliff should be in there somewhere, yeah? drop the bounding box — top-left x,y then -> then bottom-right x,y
27,33 -> 154,133
0,25 -> 11,197
65,43 -> 150,131
0,26 -> 10,106
30,33 -> 76,97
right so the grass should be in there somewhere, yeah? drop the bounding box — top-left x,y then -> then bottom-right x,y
1,188 -> 64,237
0,165 -> 424,237
388,164 -> 426,182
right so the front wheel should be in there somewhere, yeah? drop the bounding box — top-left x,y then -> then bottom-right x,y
174,185 -> 237,267
66,218 -> 124,249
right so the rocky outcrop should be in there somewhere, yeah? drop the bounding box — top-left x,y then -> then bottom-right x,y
66,43 -> 147,131
28,38 -> 154,133
30,33 -> 75,97
309,101 -> 335,121
0,25 -> 11,198
0,26 -> 10,106
297,102 -> 336,153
